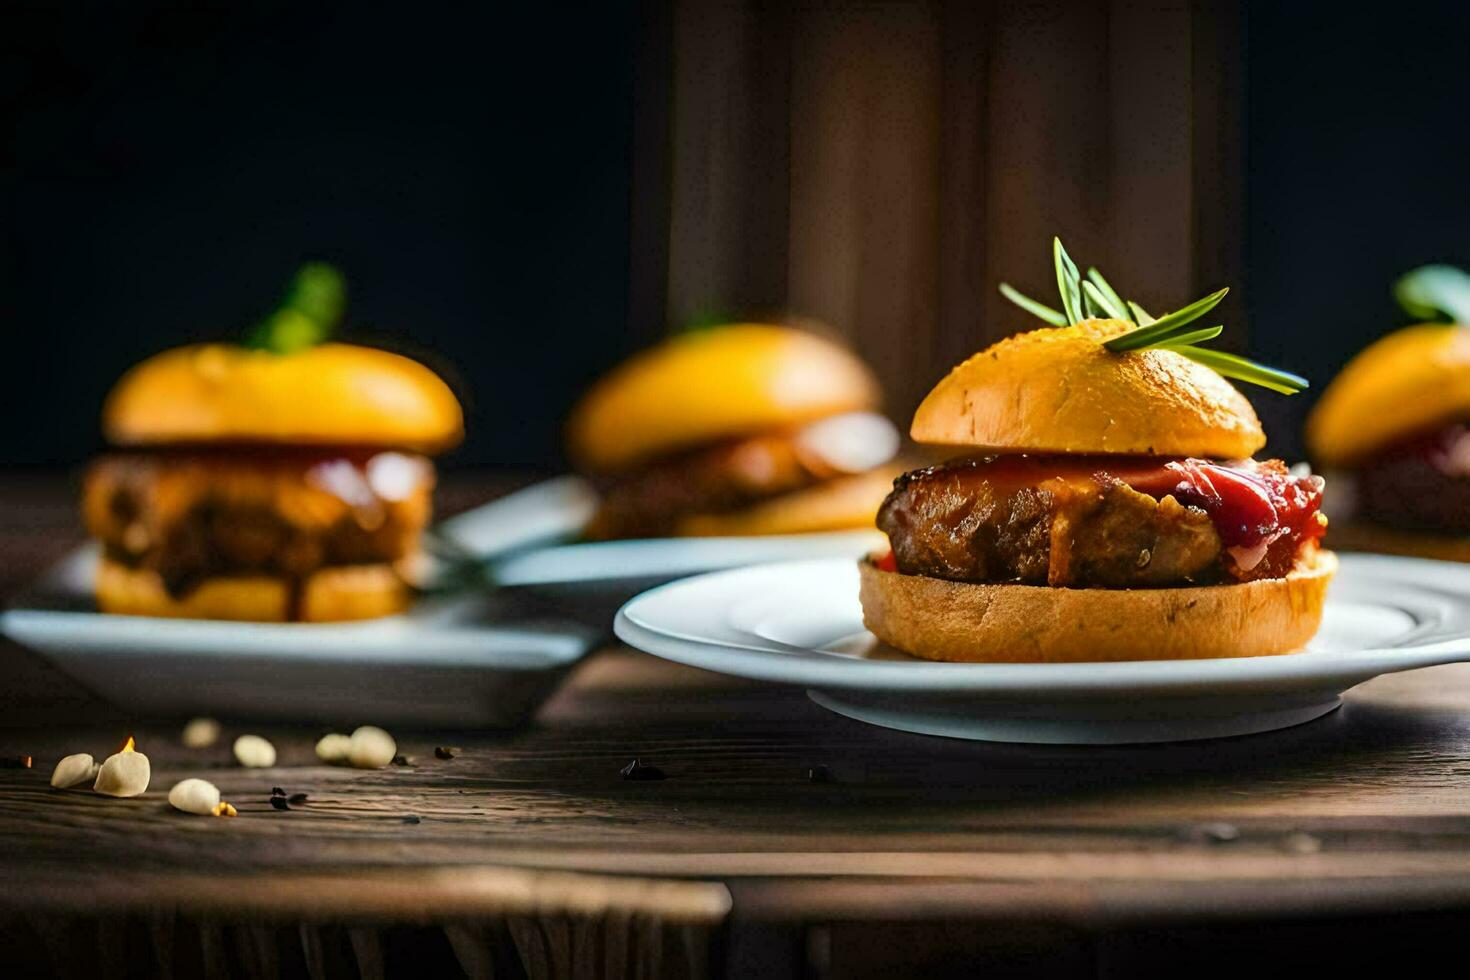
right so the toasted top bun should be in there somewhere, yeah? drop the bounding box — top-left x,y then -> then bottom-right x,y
910,319 -> 1266,459
103,343 -> 464,453
1306,324 -> 1470,468
567,324 -> 881,473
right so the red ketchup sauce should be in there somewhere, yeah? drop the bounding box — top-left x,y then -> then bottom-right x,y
1122,459 -> 1324,550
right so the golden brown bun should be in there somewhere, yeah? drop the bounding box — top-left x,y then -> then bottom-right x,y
911,319 -> 1266,459
1307,324 -> 1470,468
104,343 -> 463,453
858,549 -> 1336,663
95,558 -> 411,622
567,324 -> 881,473
675,467 -> 900,537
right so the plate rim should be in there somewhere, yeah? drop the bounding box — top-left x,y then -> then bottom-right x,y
614,553 -> 1470,696
2,545 -> 597,669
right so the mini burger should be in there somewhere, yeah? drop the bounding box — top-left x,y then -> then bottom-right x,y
860,239 -> 1333,663
83,264 -> 463,622
566,323 -> 901,539
1306,264 -> 1470,559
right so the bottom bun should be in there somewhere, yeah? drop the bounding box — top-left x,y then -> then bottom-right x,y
676,468 -> 900,537
859,549 -> 1337,663
95,557 -> 412,623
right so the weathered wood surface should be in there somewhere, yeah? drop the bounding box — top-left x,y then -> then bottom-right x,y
7,647 -> 1470,887
6,476 -> 1470,975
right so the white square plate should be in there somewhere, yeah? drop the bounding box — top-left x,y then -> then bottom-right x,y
2,546 -> 598,728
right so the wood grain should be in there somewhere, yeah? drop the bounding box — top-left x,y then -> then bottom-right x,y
639,0 -> 1249,426
6,650 -> 1470,882
786,1 -> 942,419
663,0 -> 791,330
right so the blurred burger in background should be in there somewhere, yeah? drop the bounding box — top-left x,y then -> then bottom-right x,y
1306,264 -> 1470,558
566,322 -> 902,539
84,264 -> 463,621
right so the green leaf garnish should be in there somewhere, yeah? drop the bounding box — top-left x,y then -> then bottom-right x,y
1082,279 -> 1129,321
1053,237 -> 1084,325
1157,325 -> 1224,348
1169,347 -> 1309,396
996,237 -> 1308,394
1086,268 -> 1129,319
681,307 -> 742,333
998,283 -> 1067,326
1103,287 -> 1229,351
245,262 -> 347,354
1081,286 -> 1105,319
1394,264 -> 1470,325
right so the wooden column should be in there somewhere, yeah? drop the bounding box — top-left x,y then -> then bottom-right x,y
785,2 -> 942,416
632,0 -> 1246,417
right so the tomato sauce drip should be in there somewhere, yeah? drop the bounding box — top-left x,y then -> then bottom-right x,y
1123,459 -> 1325,551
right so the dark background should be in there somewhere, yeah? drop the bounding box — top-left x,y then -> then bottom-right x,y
2,1 -> 1468,470
1246,0 -> 1470,455
1,4 -> 637,471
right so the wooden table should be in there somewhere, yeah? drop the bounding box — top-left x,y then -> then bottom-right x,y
4,475 -> 1470,978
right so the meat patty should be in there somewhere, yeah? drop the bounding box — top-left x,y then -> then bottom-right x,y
84,451 -> 433,595
1355,423 -> 1470,533
878,461 -> 1223,588
587,432 -> 838,540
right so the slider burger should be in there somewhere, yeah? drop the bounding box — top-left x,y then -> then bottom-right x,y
83,264 -> 463,622
1306,264 -> 1470,559
860,239 -> 1333,663
567,323 -> 901,539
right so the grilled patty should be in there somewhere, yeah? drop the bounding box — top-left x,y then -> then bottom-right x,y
587,431 -> 841,540
878,461 -> 1224,588
1355,424 -> 1470,533
84,451 -> 433,596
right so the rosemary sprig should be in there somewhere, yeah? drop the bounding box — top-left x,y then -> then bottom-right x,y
1103,287 -> 1229,351
1086,268 -> 1129,319
1168,347 -> 1309,396
999,283 -> 1066,326
244,262 -> 347,354
1394,264 -> 1470,325
1082,278 -> 1128,321
1053,238 -> 1084,325
998,237 -> 1307,394
1155,325 -> 1223,348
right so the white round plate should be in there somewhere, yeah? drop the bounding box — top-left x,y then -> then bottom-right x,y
490,529 -> 886,588
614,553 -> 1470,744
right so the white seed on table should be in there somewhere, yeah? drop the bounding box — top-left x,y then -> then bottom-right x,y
233,735 -> 277,768
181,717 -> 221,749
50,753 -> 98,789
347,726 -> 397,769
315,733 -> 352,764
94,752 -> 150,797
168,778 -> 222,815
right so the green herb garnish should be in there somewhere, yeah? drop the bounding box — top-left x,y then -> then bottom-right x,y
244,262 -> 347,354
1394,264 -> 1470,325
999,237 -> 1308,395
681,307 -> 741,333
